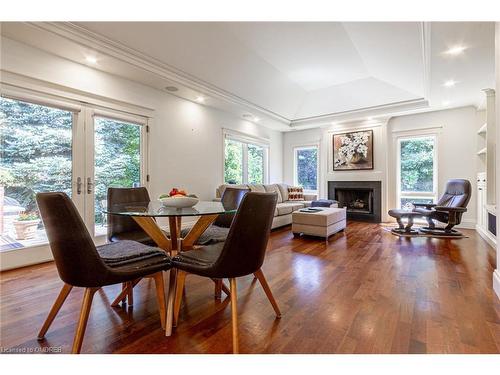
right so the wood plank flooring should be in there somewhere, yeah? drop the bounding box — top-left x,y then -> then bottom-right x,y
1,222 -> 500,354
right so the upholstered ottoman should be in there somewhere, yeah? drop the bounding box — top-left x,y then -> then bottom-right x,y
292,207 -> 347,240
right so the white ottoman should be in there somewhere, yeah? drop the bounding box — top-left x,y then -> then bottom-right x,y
292,207 -> 347,239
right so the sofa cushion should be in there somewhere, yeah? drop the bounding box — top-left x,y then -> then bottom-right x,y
263,184 -> 283,203
247,184 -> 266,193
276,183 -> 289,202
276,202 -> 305,216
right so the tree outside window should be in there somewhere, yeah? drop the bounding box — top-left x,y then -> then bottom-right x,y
295,146 -> 318,191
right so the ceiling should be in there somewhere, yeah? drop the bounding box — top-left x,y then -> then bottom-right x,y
0,22 -> 495,130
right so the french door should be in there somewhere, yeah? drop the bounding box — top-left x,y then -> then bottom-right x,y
0,94 -> 148,258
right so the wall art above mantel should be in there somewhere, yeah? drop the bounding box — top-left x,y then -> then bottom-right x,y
332,130 -> 374,171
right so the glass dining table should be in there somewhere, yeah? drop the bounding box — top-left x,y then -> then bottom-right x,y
104,200 -> 236,335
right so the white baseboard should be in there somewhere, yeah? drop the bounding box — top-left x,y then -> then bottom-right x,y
476,225 -> 497,248
493,270 -> 500,301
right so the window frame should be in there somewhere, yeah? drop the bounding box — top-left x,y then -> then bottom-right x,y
293,144 -> 319,194
223,130 -> 269,185
396,134 -> 438,208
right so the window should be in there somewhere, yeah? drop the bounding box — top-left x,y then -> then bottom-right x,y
93,116 -> 143,233
0,97 -> 74,249
224,133 -> 268,184
294,146 -> 319,192
397,135 -> 437,208
0,95 -> 148,252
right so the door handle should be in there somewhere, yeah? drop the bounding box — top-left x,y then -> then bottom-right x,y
76,177 -> 82,194
87,177 -> 93,194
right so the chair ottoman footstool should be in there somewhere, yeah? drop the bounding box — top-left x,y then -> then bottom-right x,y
388,209 -> 421,235
292,207 -> 347,240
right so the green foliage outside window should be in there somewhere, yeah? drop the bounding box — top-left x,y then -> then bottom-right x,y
224,139 -> 243,184
0,98 -> 142,228
296,148 -> 317,191
400,137 -> 434,192
0,98 -> 73,213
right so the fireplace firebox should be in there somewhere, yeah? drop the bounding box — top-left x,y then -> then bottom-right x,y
328,181 -> 381,222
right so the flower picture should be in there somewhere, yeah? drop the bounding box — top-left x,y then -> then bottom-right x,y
333,130 -> 373,170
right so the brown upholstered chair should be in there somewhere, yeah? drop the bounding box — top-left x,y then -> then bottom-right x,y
107,187 -> 155,245
413,179 -> 471,236
36,192 -> 171,353
180,187 -> 250,245
172,192 -> 281,353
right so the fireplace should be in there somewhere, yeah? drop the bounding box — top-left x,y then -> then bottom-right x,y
328,181 -> 381,222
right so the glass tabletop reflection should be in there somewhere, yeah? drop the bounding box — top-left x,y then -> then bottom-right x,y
104,200 -> 236,217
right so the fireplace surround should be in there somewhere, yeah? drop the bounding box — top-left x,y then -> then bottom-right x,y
328,181 -> 381,222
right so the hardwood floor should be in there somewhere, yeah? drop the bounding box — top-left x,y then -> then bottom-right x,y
1,221 -> 500,354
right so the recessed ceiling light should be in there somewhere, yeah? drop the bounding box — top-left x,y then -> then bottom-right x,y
444,45 -> 467,56
85,56 -> 97,64
196,96 -> 205,103
165,86 -> 179,92
442,100 -> 451,106
254,117 -> 260,123
366,117 -> 373,121
443,80 -> 457,87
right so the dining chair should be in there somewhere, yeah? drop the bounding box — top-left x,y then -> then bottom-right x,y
180,187 -> 249,245
36,192 -> 171,354
107,187 -> 161,306
171,192 -> 281,353
179,187 -> 249,299
107,187 -> 155,245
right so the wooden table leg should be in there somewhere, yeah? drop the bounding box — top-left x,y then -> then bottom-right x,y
132,216 -> 172,252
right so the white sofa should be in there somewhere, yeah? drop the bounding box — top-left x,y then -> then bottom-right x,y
216,183 -> 318,229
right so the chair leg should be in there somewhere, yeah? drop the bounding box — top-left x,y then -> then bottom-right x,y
152,272 -> 167,329
127,281 -> 134,306
229,278 -> 239,354
214,279 -> 223,299
254,269 -> 281,318
165,268 -> 177,336
37,283 -> 73,340
111,279 -> 140,307
173,270 -> 187,326
71,287 -> 98,354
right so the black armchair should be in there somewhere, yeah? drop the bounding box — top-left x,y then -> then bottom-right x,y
413,179 -> 471,236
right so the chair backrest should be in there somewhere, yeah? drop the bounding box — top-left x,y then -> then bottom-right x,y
213,187 -> 250,228
436,179 -> 472,208
36,192 -> 109,287
107,187 -> 150,241
214,192 -> 277,278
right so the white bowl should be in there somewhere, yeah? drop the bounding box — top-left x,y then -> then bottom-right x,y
159,196 -> 199,208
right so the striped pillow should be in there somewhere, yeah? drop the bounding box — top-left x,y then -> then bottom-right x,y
287,186 -> 304,201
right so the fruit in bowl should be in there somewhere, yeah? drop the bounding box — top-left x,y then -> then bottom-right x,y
159,188 -> 199,208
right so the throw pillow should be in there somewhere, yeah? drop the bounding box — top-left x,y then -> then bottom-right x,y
288,186 -> 304,201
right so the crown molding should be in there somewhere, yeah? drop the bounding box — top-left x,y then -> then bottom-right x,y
289,98 -> 429,129
20,22 -> 432,132
27,22 -> 292,126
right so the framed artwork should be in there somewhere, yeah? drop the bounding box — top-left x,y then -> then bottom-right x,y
333,130 -> 374,171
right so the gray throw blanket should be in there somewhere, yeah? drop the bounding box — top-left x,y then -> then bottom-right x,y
179,224 -> 229,245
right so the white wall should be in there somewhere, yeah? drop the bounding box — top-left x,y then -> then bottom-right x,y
0,37 -> 283,203
284,106 -> 480,226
